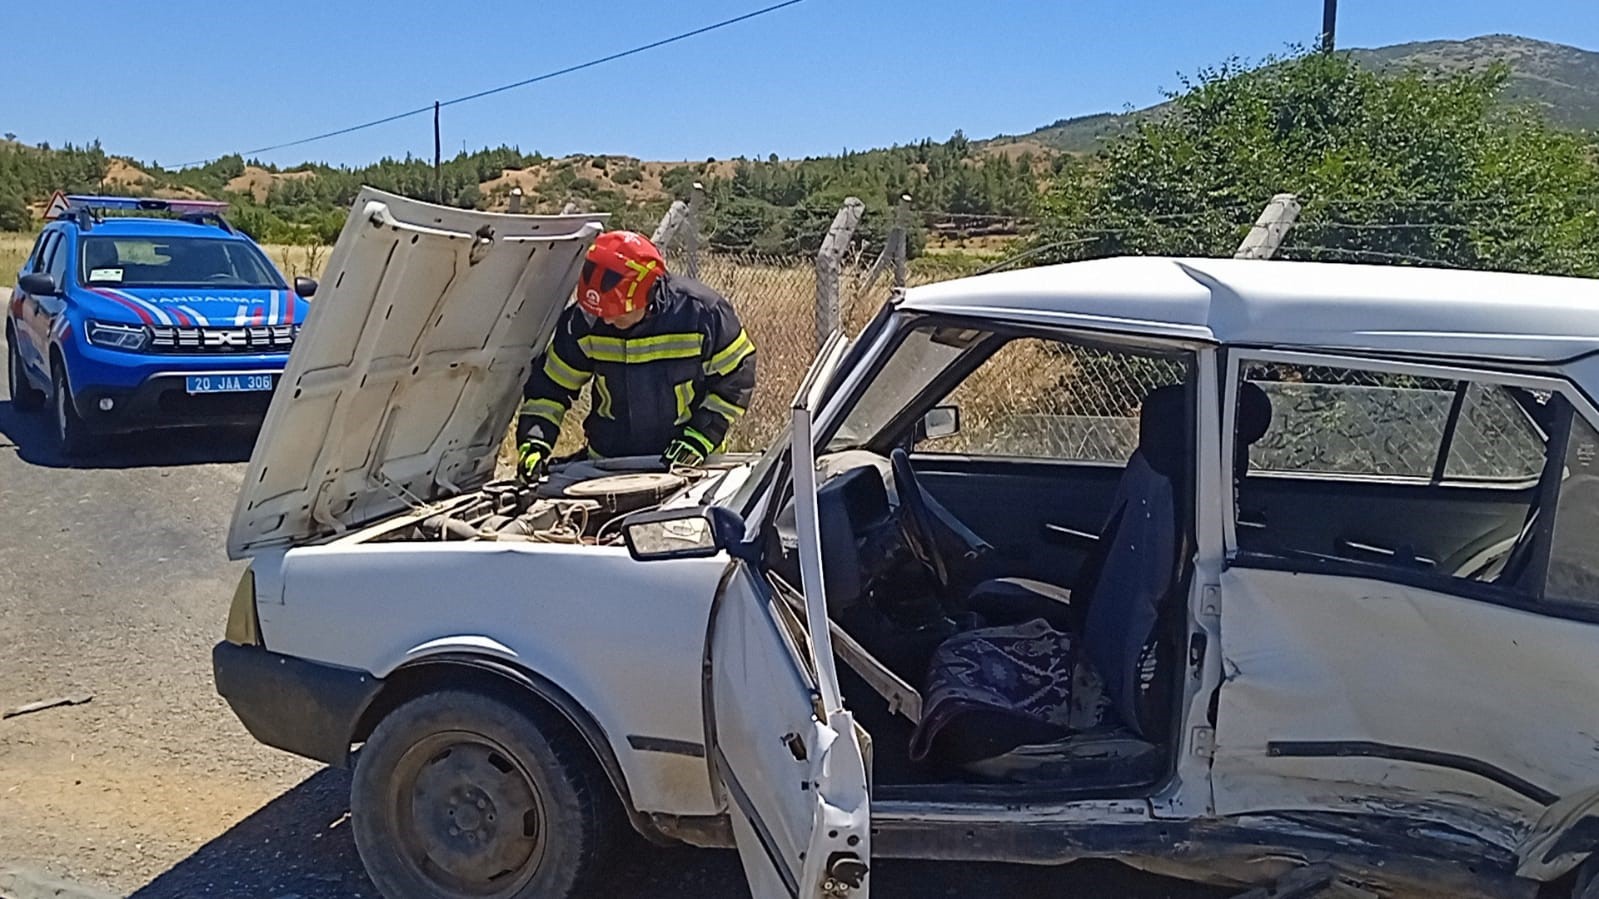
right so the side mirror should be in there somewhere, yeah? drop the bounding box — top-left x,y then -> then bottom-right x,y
293,276 -> 318,299
623,505 -> 749,562
19,272 -> 57,296
919,405 -> 961,441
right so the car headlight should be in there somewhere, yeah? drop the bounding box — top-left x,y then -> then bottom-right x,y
85,320 -> 150,351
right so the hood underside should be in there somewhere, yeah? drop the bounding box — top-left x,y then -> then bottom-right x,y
227,187 -> 603,559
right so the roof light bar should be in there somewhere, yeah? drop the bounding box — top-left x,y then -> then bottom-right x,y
52,195 -> 230,219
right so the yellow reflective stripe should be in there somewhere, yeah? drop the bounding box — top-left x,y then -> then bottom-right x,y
579,332 -> 703,364
673,380 -> 694,426
543,348 -> 590,391
703,392 -> 746,423
682,427 -> 715,455
704,329 -> 754,376
519,397 -> 566,427
622,258 -> 657,299
594,374 -> 614,419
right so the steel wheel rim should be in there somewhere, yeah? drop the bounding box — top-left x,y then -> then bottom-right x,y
390,729 -> 549,897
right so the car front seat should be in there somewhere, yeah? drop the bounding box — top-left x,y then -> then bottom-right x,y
908,383 -> 1272,780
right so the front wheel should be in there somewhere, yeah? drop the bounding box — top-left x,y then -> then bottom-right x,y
52,362 -> 93,457
7,333 -> 44,412
351,689 -> 621,899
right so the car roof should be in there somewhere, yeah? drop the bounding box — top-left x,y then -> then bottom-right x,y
900,255 -> 1599,364
55,217 -> 251,240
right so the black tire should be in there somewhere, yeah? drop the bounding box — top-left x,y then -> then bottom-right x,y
7,330 -> 45,412
351,689 -> 621,899
52,362 -> 92,457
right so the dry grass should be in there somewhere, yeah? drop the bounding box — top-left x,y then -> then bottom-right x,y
1,233 -> 31,284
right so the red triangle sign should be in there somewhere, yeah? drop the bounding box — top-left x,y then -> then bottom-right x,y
43,190 -> 70,219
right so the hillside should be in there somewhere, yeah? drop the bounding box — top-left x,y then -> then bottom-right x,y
989,34 -> 1599,153
3,34 -> 1594,242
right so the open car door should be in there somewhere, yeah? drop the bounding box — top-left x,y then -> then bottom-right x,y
706,333 -> 872,898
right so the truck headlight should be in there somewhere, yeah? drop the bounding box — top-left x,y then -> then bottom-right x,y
85,320 -> 150,351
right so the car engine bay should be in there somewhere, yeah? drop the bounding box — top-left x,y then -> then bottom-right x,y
370,466 -> 719,546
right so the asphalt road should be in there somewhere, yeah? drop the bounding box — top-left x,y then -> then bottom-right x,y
0,330 -> 1224,899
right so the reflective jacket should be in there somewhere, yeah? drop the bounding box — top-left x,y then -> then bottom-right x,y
517,273 -> 757,459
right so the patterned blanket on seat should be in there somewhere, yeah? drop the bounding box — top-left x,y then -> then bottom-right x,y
909,618 -> 1076,762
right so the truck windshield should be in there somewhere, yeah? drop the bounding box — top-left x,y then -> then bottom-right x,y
79,237 -> 286,290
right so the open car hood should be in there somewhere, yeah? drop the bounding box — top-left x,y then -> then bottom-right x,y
227,188 -> 603,559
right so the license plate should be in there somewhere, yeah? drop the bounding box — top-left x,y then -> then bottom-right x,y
185,374 -> 275,394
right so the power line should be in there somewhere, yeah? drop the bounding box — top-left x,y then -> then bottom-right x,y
171,0 -> 806,169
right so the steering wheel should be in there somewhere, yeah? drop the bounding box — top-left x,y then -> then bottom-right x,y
889,448 -> 950,598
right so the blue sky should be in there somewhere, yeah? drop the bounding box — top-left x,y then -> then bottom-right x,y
6,1 -> 1596,170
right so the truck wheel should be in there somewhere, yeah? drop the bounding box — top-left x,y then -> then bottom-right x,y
52,362 -> 92,457
7,334 -> 44,412
352,689 -> 620,899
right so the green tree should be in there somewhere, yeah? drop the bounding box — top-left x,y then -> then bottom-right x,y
1033,50 -> 1599,276
0,187 -> 30,231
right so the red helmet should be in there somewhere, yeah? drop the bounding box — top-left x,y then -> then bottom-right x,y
578,231 -> 666,319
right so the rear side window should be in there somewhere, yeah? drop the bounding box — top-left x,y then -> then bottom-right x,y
1244,362 -> 1545,482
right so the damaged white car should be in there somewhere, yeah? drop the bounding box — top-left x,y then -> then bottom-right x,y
214,188 -> 1599,899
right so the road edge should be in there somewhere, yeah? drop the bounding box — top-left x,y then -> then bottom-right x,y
0,867 -> 120,899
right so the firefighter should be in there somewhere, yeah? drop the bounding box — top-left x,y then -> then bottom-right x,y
515,230 -> 756,480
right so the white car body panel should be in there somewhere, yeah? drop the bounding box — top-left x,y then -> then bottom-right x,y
257,542 -> 727,815
1212,565 -> 1599,848
903,255 -> 1599,362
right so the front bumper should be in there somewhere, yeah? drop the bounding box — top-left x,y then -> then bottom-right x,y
212,642 -> 383,767
64,338 -> 288,431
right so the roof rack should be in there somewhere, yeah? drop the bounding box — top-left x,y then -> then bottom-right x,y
50,194 -> 232,232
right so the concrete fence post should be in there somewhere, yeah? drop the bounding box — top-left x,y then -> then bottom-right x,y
815,197 -> 865,350
685,181 -> 704,279
652,200 -> 689,250
1235,193 -> 1302,260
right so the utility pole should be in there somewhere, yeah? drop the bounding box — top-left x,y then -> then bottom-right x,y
1320,0 -> 1337,53
433,101 -> 443,204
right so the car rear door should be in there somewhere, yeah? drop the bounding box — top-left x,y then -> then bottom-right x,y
1211,350 -> 1599,867
706,337 -> 871,898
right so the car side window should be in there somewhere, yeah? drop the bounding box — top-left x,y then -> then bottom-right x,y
1244,363 -> 1544,482
24,231 -> 53,273
32,231 -> 60,275
45,232 -> 71,283
1234,358 -> 1566,604
915,338 -> 1187,462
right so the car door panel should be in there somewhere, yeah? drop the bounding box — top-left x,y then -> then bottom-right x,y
1239,474 -> 1536,574
708,564 -> 871,898
1212,565 -> 1599,848
913,457 -> 1124,586
711,358 -> 870,899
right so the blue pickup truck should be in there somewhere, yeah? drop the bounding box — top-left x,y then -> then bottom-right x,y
6,195 -> 315,454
